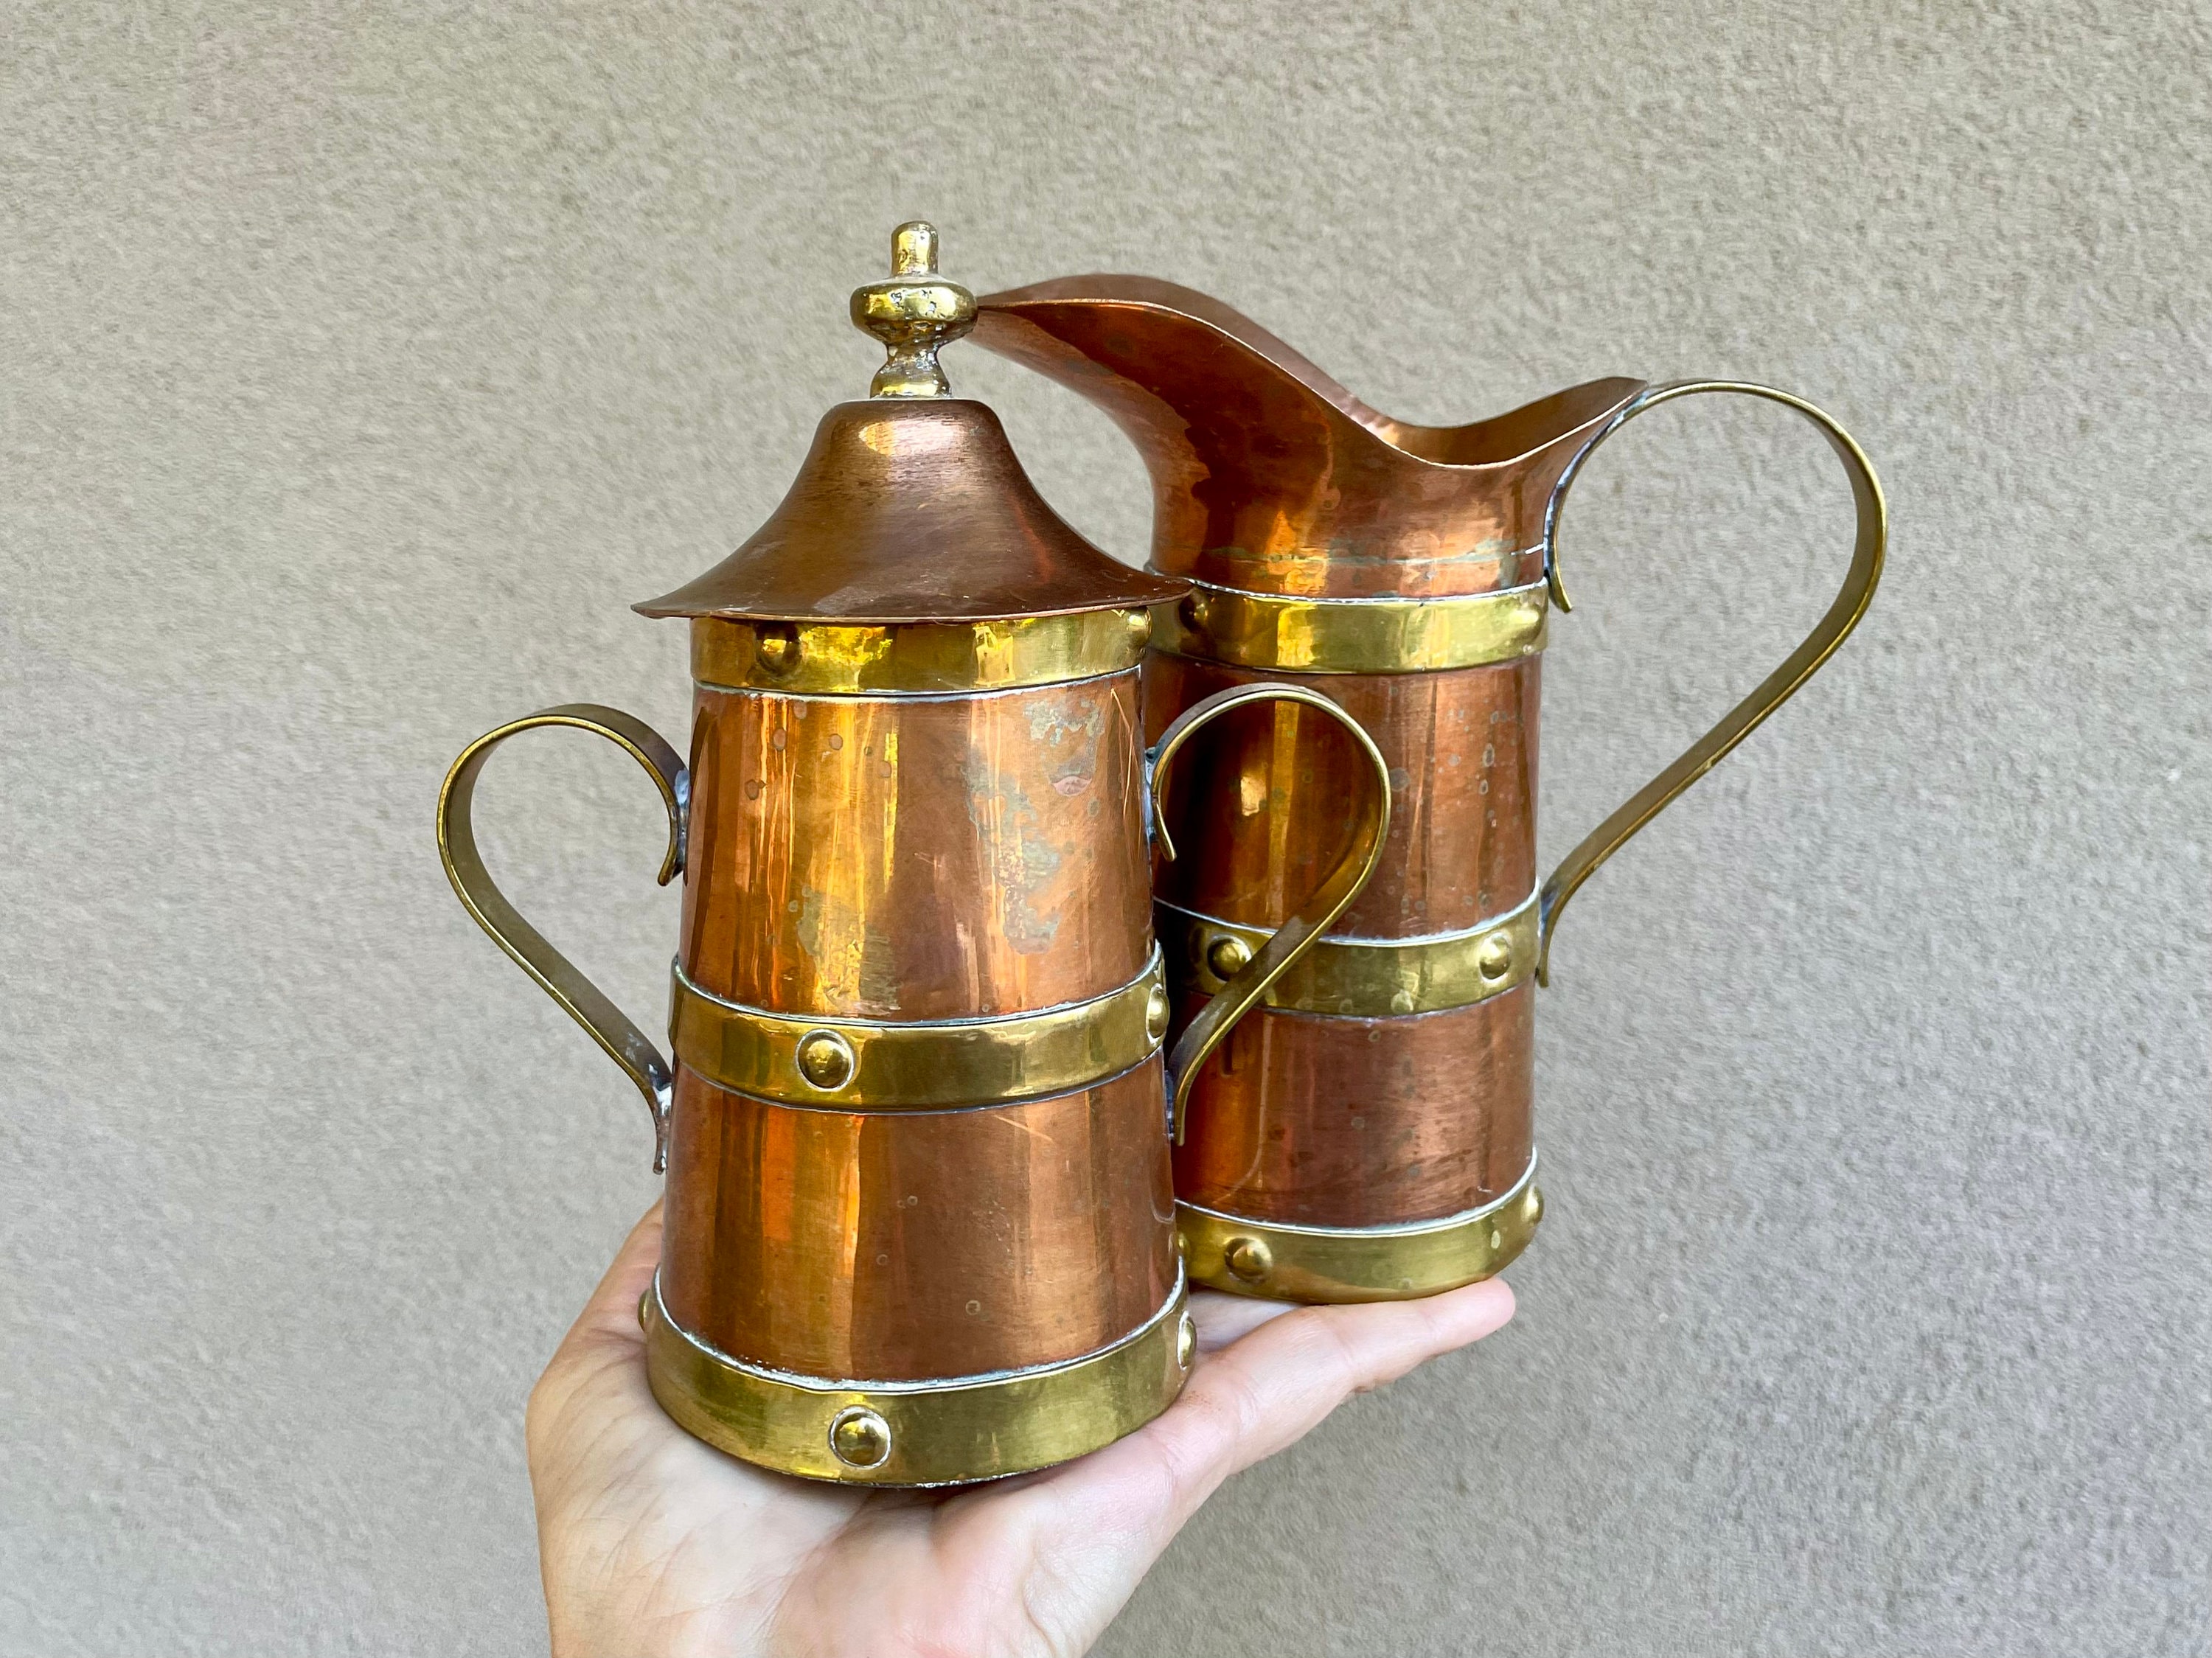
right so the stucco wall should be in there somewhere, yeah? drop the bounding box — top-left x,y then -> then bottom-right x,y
3,2 -> 2206,1651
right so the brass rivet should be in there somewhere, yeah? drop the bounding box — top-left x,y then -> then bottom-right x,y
754,621 -> 801,677
1144,983 -> 1172,1044
1206,933 -> 1252,980
1178,592 -> 1211,633
1488,1227 -> 1503,1250
1126,607 -> 1155,651
828,1406 -> 892,1469
1176,1312 -> 1197,1370
1475,930 -> 1514,983
795,1030 -> 857,1091
1223,1236 -> 1271,1284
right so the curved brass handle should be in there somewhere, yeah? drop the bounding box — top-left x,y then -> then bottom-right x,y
1150,683 -> 1393,1143
1537,380 -> 1888,985
436,705 -> 690,1171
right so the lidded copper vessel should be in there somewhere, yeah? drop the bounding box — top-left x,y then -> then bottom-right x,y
435,229 -> 1391,1484
973,276 -> 1887,1304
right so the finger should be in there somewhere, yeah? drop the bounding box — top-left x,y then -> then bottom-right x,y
1062,1282 -> 1513,1539
1187,1288 -> 1297,1351
1179,1277 -> 1517,1483
560,1201 -> 665,1358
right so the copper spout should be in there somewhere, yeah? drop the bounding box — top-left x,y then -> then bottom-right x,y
973,276 -> 1643,596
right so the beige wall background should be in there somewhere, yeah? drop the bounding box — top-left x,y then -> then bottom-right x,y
4,1 -> 2208,1652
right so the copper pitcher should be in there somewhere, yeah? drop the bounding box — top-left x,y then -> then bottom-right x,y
973,276 -> 1887,1305
434,230 -> 1391,1485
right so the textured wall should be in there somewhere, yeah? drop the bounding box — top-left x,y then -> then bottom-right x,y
3,2 -> 2207,1653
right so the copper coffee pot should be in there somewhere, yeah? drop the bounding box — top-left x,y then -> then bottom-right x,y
972,276 -> 1887,1305
434,229 -> 1391,1485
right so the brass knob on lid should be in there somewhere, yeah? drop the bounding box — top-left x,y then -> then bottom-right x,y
851,220 -> 976,399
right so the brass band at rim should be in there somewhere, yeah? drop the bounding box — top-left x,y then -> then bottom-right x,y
643,1273 -> 1193,1486
1178,1160 -> 1544,1303
1158,888 -> 1540,1017
692,607 -> 1153,695
668,949 -> 1171,1112
1152,574 -> 1549,675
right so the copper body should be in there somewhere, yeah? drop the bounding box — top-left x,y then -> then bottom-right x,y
664,1066 -> 1175,1379
1169,991 -> 1534,1225
1144,656 -> 1540,1225
659,661 -> 1175,1378
681,674 -> 1152,1017
977,279 -> 1644,1232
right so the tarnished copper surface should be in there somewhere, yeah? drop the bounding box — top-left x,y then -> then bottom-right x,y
681,668 -> 1152,1019
660,1060 -> 1178,1380
1144,652 -> 1538,938
973,276 -> 1643,599
1170,987 -> 1534,1229
636,398 -> 1182,624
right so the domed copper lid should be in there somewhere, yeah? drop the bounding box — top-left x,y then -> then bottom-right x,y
636,224 -> 1182,625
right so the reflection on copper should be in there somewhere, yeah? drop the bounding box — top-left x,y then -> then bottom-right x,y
974,276 -> 1642,599
682,672 -> 1152,1019
661,1061 -> 1177,1380
636,399 -> 1182,624
1171,988 -> 1534,1229
973,278 -> 1630,1250
1144,653 -> 1539,938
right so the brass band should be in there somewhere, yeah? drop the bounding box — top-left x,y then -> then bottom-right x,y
693,608 -> 1152,696
669,948 -> 1171,1112
644,1272 -> 1192,1486
1158,888 -> 1539,1017
1152,574 -> 1548,676
1178,1160 -> 1543,1303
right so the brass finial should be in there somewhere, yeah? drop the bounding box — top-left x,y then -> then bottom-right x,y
850,220 -> 976,398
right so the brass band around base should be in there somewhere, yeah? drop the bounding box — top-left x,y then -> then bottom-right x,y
1158,889 -> 1539,1017
692,608 -> 1152,696
643,1273 -> 1193,1486
1152,574 -> 1548,676
1178,1160 -> 1543,1303
669,949 -> 1169,1112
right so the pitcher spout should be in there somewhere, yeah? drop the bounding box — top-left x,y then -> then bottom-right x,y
973,274 -> 1643,598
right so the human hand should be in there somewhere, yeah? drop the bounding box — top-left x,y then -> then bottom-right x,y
526,1203 -> 1514,1657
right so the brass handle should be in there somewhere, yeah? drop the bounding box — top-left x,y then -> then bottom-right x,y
1537,380 -> 1888,984
1150,683 -> 1394,1143
436,705 -> 690,1171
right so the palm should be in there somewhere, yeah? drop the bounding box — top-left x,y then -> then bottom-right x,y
528,1207 -> 1514,1658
